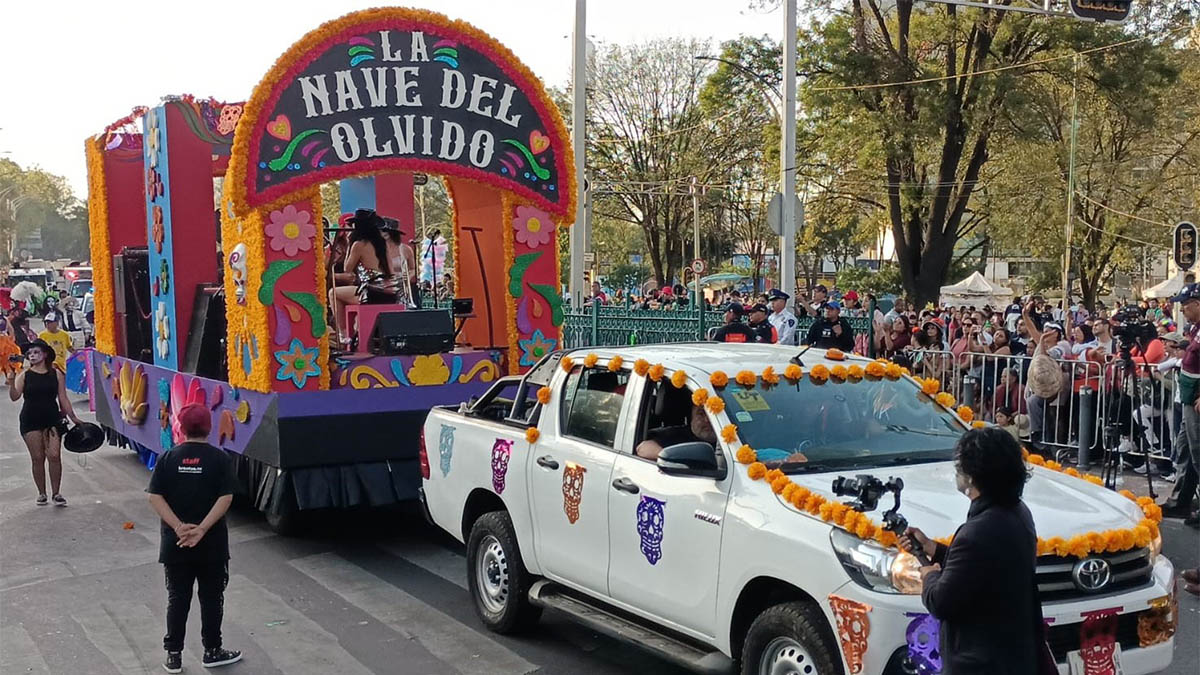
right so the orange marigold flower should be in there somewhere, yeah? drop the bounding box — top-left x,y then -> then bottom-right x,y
735,370 -> 757,388
957,405 -> 974,422
818,502 -> 835,521
1045,460 -> 1062,471
747,462 -> 768,480
1026,453 -> 1046,466
921,378 -> 940,396
537,386 -> 552,404
607,355 -> 624,372
783,364 -> 803,381
706,396 -> 725,414
830,365 -> 848,381
847,365 -> 864,381
1044,537 -> 1067,557
781,482 -> 797,501
805,494 -> 824,514
935,392 -> 955,408
1064,467 -> 1081,478
792,486 -> 810,503
721,424 -> 739,443
765,468 -> 785,483
971,420 -> 986,429
525,427 -> 540,444
1119,489 -> 1137,501
826,348 -> 845,361
584,353 -> 599,368
877,529 -> 899,548
829,502 -> 850,525
761,366 -> 780,385
770,476 -> 790,494
865,361 -> 886,378
1084,474 -> 1103,486
561,356 -> 576,372
648,363 -> 665,382
736,445 -> 756,464
842,510 -> 861,531
810,364 -> 830,384
884,363 -> 903,380
855,519 -> 876,540
692,388 -> 710,406
670,369 -> 689,389
710,371 -> 729,388
1066,535 -> 1092,558
634,359 -> 651,376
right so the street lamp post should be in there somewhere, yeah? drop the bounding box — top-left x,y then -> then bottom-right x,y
781,0 -> 797,299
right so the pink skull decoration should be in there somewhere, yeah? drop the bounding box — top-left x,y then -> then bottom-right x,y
217,104 -> 244,136
561,463 -> 587,524
491,438 -> 513,494
1078,609 -> 1119,675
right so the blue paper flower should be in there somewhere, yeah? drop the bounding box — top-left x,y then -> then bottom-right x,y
274,338 -> 321,388
519,329 -> 557,367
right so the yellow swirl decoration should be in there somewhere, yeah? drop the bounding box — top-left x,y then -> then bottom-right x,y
349,366 -> 399,389
460,359 -> 500,384
85,137 -> 116,354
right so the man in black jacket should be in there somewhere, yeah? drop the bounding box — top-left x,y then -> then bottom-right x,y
803,301 -> 855,351
711,304 -> 757,343
902,428 -> 1042,675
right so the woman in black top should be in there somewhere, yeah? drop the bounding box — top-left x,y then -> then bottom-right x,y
901,427 -> 1046,674
7,339 -> 82,506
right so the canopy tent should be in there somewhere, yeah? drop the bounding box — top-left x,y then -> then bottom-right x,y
939,271 -> 1014,307
1143,271 -> 1189,300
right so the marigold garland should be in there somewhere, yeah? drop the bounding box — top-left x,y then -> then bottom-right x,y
810,364 -> 830,384
884,363 -> 903,380
647,363 -> 665,382
710,371 -> 729,388
747,462 -> 767,480
721,424 -> 739,443
526,427 -> 540,443
847,365 -> 864,381
921,378 -> 940,396
634,359 -> 651,376
692,388 -> 710,406
583,352 -> 599,368
830,365 -> 848,381
784,364 -> 804,382
761,366 -> 780,385
561,356 -> 576,373
866,360 -> 886,378
706,396 -> 725,414
957,406 -> 974,422
608,355 -> 624,372
670,369 -> 688,389
971,420 -> 986,429
736,445 -> 756,464
935,392 -> 956,408
85,137 -> 117,355
537,386 -> 552,404
735,370 -> 757,388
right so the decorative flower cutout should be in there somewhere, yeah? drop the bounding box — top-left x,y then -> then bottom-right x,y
408,354 -> 451,385
265,204 -> 316,256
519,329 -> 556,367
274,338 -> 320,388
513,205 -> 554,248
152,206 -> 164,253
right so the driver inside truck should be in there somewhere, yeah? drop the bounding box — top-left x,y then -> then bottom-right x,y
636,401 -> 717,462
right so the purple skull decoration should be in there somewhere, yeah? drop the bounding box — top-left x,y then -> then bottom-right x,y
438,425 -> 455,477
905,613 -> 942,674
636,495 -> 666,565
491,438 -> 514,494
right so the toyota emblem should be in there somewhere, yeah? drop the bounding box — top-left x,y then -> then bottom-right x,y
1071,557 -> 1112,592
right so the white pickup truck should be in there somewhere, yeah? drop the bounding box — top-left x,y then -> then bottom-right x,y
419,344 -> 1177,675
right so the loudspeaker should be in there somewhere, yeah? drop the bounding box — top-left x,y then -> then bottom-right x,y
370,310 -> 454,355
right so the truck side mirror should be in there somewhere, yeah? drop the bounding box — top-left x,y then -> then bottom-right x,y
657,442 -> 725,480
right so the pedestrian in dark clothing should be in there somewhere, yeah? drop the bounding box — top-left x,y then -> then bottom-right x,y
147,404 -> 242,673
747,303 -> 776,343
803,301 -> 855,351
711,304 -> 756,343
901,428 -> 1048,675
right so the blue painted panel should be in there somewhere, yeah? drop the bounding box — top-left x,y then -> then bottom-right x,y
144,105 -> 179,371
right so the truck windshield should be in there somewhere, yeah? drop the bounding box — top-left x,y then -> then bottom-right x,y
717,376 -> 963,473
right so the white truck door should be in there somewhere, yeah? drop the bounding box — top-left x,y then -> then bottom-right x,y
528,364 -> 632,596
606,379 -> 730,638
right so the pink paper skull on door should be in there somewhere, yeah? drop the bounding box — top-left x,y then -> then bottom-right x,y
491,438 -> 513,494
561,463 -> 586,524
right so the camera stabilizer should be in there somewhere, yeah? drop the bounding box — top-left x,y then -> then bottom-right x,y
832,474 -> 931,565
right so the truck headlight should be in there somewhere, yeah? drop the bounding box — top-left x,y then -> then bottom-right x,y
830,529 -> 922,594
1149,530 -> 1163,560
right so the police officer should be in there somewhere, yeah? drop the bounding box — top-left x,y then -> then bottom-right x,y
767,289 -> 798,346
712,303 -> 757,343
747,303 -> 776,343
804,300 -> 855,351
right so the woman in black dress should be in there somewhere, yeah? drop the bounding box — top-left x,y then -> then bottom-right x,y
7,339 -> 82,505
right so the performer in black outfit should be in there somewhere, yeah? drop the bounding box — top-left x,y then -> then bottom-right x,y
6,339 -> 81,506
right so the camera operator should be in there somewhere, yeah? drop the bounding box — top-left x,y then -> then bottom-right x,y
901,428 -> 1044,675
1163,284 -> 1200,525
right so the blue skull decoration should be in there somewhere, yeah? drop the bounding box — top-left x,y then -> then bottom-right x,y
905,613 -> 942,674
438,425 -> 455,477
636,495 -> 667,565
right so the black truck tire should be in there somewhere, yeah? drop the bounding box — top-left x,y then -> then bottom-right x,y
466,510 -> 542,633
740,601 -> 844,675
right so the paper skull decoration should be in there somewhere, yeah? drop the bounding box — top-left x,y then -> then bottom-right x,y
438,424 -> 455,477
905,614 -> 941,674
228,243 -> 248,305
490,438 -> 513,494
217,104 -> 244,136
1079,609 -> 1119,675
636,495 -> 666,565
828,595 -> 871,675
561,463 -> 587,524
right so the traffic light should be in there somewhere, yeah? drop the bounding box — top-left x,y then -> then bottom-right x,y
1069,0 -> 1132,24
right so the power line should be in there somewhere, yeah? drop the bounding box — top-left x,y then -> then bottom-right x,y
1077,218 -> 1169,249
1074,192 -> 1179,228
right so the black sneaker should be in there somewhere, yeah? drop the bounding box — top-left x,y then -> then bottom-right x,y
35,494 -> 47,506
52,494 -> 67,507
202,648 -> 242,668
163,651 -> 182,673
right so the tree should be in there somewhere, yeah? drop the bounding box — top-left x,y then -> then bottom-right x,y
0,159 -> 84,264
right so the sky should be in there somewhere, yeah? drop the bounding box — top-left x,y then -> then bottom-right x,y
0,0 -> 782,198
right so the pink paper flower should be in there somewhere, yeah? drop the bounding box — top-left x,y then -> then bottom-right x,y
513,205 -> 553,248
265,204 -> 315,256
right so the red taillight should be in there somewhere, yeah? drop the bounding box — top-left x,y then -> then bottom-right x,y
418,426 -> 431,479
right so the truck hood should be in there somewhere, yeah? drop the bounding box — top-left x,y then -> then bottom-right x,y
788,463 -> 1146,541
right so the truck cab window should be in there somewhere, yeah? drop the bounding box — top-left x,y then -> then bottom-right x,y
560,367 -> 628,448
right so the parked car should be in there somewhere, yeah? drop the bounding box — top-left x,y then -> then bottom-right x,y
420,344 -> 1177,675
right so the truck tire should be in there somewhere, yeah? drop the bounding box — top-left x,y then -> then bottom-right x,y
740,601 -> 843,675
466,510 -> 542,633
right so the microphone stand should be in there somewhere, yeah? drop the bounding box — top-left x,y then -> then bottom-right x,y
426,235 -> 439,309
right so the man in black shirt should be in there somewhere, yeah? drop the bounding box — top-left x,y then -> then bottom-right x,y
804,300 -> 855,351
147,404 -> 242,673
711,303 -> 757,343
747,303 -> 776,343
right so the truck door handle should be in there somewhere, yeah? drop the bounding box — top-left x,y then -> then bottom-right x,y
536,455 -> 559,470
611,477 -> 640,494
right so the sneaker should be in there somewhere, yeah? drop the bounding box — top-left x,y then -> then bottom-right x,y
202,647 -> 242,668
52,494 -> 67,507
35,494 -> 48,506
1161,472 -> 1177,483
163,651 -> 182,674
1132,462 -> 1157,476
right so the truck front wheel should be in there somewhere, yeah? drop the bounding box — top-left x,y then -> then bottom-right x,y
466,511 -> 542,633
740,601 -> 843,675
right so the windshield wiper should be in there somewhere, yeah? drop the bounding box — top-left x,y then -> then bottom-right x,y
885,424 -> 959,438
780,461 -> 831,473
876,454 -> 950,466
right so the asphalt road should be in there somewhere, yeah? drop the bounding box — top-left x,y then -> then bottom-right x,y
0,384 -> 1196,674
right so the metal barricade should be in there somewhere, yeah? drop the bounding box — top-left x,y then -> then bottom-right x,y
1096,358 -> 1176,469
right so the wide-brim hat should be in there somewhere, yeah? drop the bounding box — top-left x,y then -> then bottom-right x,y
22,339 -> 55,365
63,422 -> 104,453
348,208 -> 382,227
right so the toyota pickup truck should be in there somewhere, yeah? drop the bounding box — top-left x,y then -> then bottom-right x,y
419,344 -> 1177,675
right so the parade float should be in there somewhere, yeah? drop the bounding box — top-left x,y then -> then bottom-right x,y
84,7 -> 573,531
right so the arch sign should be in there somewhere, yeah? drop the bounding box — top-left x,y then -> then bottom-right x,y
224,8 -> 574,393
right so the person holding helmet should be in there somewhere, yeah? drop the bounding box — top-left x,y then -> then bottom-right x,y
803,300 -> 855,351
7,339 -> 82,506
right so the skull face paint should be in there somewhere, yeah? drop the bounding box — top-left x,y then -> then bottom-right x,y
904,613 -> 941,674
561,463 -> 586,524
635,495 -> 666,565
438,424 -> 455,477
491,438 -> 513,494
228,243 -> 248,305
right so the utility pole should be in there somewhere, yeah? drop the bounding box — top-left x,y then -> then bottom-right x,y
691,177 -> 701,303
1062,54 -> 1079,325
569,0 -> 588,308
780,0 -> 797,296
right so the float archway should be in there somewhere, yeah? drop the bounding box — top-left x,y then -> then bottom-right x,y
222,8 -> 574,393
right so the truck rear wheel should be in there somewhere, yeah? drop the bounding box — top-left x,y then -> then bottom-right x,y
740,601 -> 843,675
466,510 -> 542,633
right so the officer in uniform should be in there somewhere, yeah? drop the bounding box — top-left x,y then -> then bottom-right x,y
747,303 -> 776,343
767,289 -> 798,346
712,303 -> 757,343
803,300 -> 855,351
